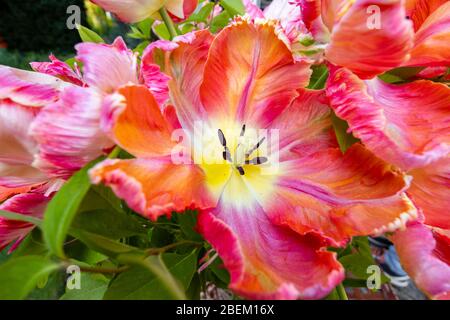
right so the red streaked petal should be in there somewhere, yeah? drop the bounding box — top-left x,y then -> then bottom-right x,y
263,0 -> 308,42
326,67 -> 450,171
408,157 -> 450,229
142,30 -> 214,131
200,19 -> 311,128
197,203 -> 344,299
0,66 -> 69,107
0,192 -> 50,252
405,0 -> 448,31
30,54 -> 84,86
392,222 -> 450,300
326,0 -> 414,79
263,144 -> 418,246
321,0 -> 355,31
75,37 -> 138,93
405,1 -> 450,67
90,157 -> 215,220
269,88 -> 337,161
30,86 -> 113,178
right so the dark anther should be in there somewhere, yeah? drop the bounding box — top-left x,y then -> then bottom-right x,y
218,129 -> 227,147
240,124 -> 246,137
245,157 -> 268,165
237,166 -> 245,176
223,147 -> 232,162
245,137 -> 266,158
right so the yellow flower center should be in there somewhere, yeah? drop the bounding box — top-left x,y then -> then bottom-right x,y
195,122 -> 277,206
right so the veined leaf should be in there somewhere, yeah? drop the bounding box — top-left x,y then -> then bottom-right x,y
0,256 -> 59,300
331,112 -> 360,153
73,209 -> 147,240
60,273 -> 109,300
220,0 -> 245,16
43,159 -> 100,258
104,251 -> 198,300
76,24 -> 105,43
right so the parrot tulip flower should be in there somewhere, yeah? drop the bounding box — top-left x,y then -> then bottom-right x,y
91,0 -> 198,23
90,19 -> 418,299
326,65 -> 450,299
0,37 -> 143,251
253,0 -> 449,79
0,68 -> 109,250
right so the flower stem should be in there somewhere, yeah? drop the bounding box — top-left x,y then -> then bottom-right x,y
336,283 -> 349,300
107,146 -> 121,159
145,240 -> 202,256
159,7 -> 179,40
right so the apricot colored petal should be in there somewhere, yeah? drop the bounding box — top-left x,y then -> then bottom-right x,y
326,67 -> 450,171
75,37 -> 138,93
30,86 -> 113,178
269,88 -> 337,161
263,144 -> 417,246
406,1 -> 450,67
392,222 -> 450,300
0,186 -> 36,203
200,19 -> 311,128
405,0 -> 448,31
320,0 -> 355,31
326,0 -> 414,79
142,30 -> 213,131
91,0 -> 165,23
0,192 -> 50,252
197,202 -> 344,299
30,55 -> 84,86
408,158 -> 450,229
90,157 -> 215,220
101,85 -> 177,158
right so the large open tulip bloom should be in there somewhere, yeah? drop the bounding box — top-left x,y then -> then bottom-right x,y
324,1 -> 450,295
326,65 -> 450,299
308,0 -> 450,299
0,38 -> 141,251
90,19 -> 418,299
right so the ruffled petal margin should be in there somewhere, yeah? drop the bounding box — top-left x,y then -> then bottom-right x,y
197,203 -> 344,299
326,66 -> 450,171
90,157 -> 216,220
263,144 -> 418,246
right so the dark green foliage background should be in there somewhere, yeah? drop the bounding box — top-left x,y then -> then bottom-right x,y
0,0 -> 86,52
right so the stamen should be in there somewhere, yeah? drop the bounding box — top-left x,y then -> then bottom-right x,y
237,166 -> 245,175
245,137 -> 266,158
240,124 -> 246,137
245,156 -> 268,165
218,129 -> 227,147
223,147 -> 232,162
